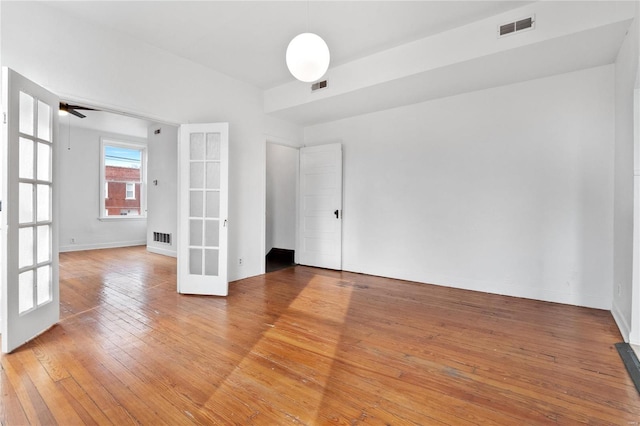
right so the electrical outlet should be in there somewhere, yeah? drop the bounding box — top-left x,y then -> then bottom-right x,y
71,237 -> 76,244
239,258 -> 243,266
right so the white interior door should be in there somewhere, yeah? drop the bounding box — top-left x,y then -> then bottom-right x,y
1,68 -> 59,353
177,123 -> 228,295
298,143 -> 342,270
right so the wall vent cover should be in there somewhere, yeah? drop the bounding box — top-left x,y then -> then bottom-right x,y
311,80 -> 328,92
498,15 -> 535,37
153,232 -> 172,245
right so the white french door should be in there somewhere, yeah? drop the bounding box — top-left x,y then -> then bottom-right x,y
177,123 -> 229,296
1,68 -> 59,353
298,143 -> 342,270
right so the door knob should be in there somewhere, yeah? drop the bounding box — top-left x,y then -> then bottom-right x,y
334,209 -> 339,219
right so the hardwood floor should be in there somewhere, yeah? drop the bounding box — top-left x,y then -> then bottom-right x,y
1,246 -> 639,425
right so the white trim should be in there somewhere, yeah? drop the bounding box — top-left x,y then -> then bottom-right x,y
294,147 -> 300,265
346,266 -> 612,310
146,246 -> 177,258
613,298 -> 631,343
98,216 -> 146,222
264,134 -> 303,149
632,344 -> 640,359
631,170 -> 640,344
57,92 -> 179,127
260,140 -> 267,274
631,85 -> 640,345
59,240 -> 146,253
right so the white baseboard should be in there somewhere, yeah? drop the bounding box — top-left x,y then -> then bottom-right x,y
343,263 -> 613,310
146,245 -> 177,258
632,344 -> 640,359
612,299 -> 631,342
59,240 -> 147,253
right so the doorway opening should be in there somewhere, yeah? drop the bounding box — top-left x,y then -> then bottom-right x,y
265,142 -> 298,272
59,109 -> 150,253
0,68 -> 180,352
58,106 -> 178,257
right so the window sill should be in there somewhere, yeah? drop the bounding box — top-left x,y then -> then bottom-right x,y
98,216 -> 147,222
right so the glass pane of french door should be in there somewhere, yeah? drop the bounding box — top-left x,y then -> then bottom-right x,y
188,132 -> 221,276
17,91 -> 53,313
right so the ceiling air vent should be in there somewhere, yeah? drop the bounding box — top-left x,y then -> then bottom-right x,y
311,80 -> 328,92
498,15 -> 535,38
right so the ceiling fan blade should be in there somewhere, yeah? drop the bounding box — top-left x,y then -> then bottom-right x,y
67,104 -> 96,111
60,102 -> 93,118
67,108 -> 86,119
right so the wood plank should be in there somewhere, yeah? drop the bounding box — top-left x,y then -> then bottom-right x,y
0,361 -> 30,425
12,344 -> 85,425
1,351 -> 57,425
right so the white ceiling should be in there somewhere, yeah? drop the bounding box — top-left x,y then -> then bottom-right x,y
269,17 -> 632,125
46,1 -> 533,90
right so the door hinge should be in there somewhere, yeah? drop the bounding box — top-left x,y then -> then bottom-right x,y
3,112 -> 6,124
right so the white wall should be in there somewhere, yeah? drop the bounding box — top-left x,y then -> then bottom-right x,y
612,2 -> 639,342
58,124 -> 147,252
1,2 -> 301,280
305,65 -> 615,309
146,124 -> 179,257
266,143 -> 298,254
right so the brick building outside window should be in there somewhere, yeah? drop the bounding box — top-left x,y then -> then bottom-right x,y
105,165 -> 141,216
100,140 -> 146,218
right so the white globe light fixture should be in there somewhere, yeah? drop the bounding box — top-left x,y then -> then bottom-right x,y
286,32 -> 330,83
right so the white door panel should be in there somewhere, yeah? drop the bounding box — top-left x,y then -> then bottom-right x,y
298,144 -> 342,270
177,123 -> 228,296
1,68 -> 59,353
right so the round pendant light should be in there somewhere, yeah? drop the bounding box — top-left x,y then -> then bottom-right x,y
286,32 -> 330,83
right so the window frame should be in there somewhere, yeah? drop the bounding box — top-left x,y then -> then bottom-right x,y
125,182 -> 136,200
99,138 -> 147,220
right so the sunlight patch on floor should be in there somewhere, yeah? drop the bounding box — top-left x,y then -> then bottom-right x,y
201,275 -> 354,423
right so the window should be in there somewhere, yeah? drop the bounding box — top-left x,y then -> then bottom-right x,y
100,139 -> 146,219
125,182 -> 135,200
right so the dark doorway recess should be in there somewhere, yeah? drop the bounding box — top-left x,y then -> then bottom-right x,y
266,248 -> 295,273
